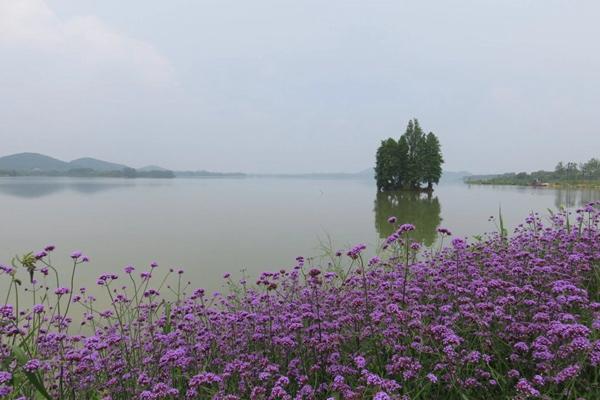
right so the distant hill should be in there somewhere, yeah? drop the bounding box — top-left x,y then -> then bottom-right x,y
0,152 -> 174,179
0,153 -> 130,172
69,157 -> 128,172
0,152 -> 69,171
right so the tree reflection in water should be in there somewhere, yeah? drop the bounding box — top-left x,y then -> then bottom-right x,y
374,191 -> 442,247
554,188 -> 600,209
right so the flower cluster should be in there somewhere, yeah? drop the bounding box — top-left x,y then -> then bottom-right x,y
1,203 -> 600,399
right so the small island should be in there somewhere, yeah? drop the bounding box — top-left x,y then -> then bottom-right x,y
375,119 -> 443,192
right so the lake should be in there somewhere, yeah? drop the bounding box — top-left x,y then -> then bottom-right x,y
1,177 -> 599,294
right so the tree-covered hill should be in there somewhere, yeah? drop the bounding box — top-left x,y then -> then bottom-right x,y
0,152 -> 69,171
68,157 -> 128,172
0,153 -> 175,178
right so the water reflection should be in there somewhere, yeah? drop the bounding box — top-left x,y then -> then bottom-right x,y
0,179 -> 142,198
554,188 -> 600,209
374,191 -> 442,246
0,181 -> 67,198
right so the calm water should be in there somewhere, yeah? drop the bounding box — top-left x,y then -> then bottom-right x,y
1,177 -> 599,294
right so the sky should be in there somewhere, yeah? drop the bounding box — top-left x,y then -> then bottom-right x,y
0,0 -> 599,174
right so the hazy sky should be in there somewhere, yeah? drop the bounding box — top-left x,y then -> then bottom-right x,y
1,0 -> 599,173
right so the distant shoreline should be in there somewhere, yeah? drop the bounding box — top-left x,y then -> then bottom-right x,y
466,180 -> 600,189
0,170 -> 176,179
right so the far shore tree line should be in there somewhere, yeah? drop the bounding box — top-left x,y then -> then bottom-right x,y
375,119 -> 444,192
466,158 -> 600,186
0,167 -> 175,179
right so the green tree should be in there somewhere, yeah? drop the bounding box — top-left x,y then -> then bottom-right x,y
555,161 -> 566,178
375,118 -> 443,192
565,162 -> 579,180
421,132 -> 444,191
581,158 -> 600,179
403,119 -> 426,189
375,139 -> 396,191
375,138 -> 407,191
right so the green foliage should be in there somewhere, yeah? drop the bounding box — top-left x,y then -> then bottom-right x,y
11,346 -> 52,400
375,139 -> 405,191
422,132 -> 444,190
466,157 -> 600,186
374,119 -> 444,191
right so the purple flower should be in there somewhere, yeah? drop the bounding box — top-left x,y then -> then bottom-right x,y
0,265 -> 15,275
34,251 -> 47,260
346,244 -> 367,260
516,379 -> 540,397
387,216 -> 397,224
0,371 -> 11,384
44,245 -> 55,252
32,304 -> 45,314
0,385 -> 11,397
309,269 -> 321,277
189,372 -> 222,387
354,355 -> 366,368
507,369 -> 520,379
398,223 -> 415,233
451,238 -> 467,249
54,287 -> 69,296
437,227 -> 452,236
23,359 -> 41,373
71,251 -> 82,260
554,364 -> 580,383
144,289 -> 159,297
368,256 -> 381,266
124,265 -> 135,274
373,392 -> 391,400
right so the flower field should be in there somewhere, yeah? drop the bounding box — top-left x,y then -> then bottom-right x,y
1,204 -> 600,399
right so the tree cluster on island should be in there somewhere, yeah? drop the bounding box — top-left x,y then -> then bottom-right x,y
375,119 -> 444,192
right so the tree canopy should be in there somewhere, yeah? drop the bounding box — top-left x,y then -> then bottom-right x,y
375,119 -> 444,192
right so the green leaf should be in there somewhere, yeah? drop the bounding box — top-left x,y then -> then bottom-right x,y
163,302 -> 172,334
12,346 -> 53,400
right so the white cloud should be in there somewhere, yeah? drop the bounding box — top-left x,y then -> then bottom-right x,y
0,0 -> 174,87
